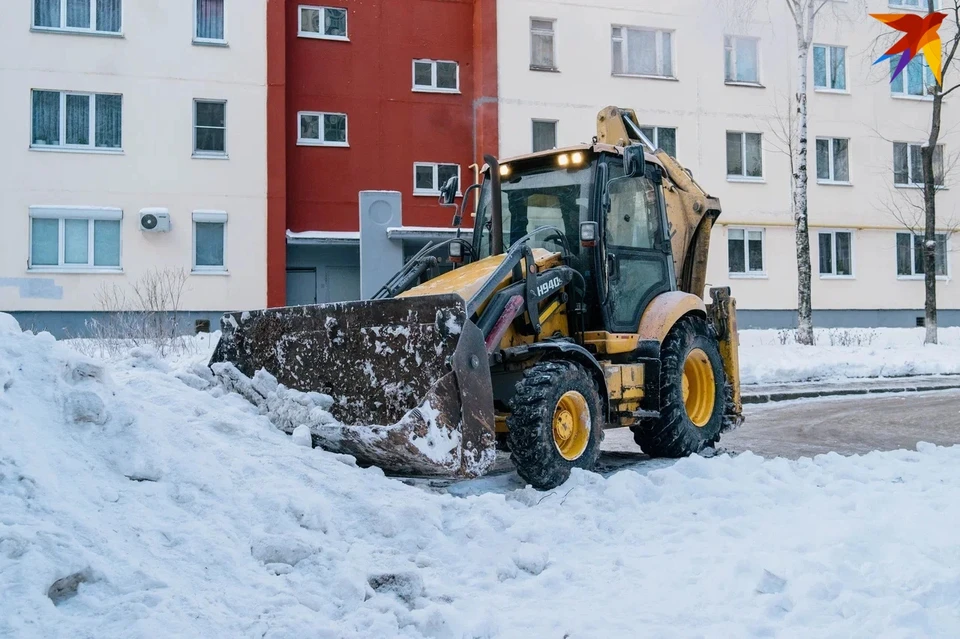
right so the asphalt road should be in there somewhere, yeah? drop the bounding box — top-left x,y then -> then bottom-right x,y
602,389 -> 960,459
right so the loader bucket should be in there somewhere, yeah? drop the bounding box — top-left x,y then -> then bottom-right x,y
209,294 -> 497,478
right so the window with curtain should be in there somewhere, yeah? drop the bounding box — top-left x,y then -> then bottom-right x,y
413,163 -> 460,195
31,90 -> 122,150
531,18 -> 556,69
815,138 -> 850,183
297,112 -> 348,146
891,56 -> 936,97
726,131 -> 763,179
532,120 -> 558,152
412,60 -> 459,92
195,222 -> 226,269
34,0 -> 121,33
818,231 -> 853,276
813,45 -> 846,91
29,208 -> 122,269
728,228 -> 765,274
298,6 -> 347,39
638,126 -> 677,157
195,0 -> 225,41
893,142 -> 944,186
724,36 -> 760,84
612,26 -> 674,77
194,100 -> 227,156
897,232 -> 948,277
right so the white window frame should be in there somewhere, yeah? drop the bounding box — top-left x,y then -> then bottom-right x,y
30,90 -> 123,153
530,17 -> 557,70
411,59 -> 460,93
818,229 -> 856,279
611,25 -> 676,79
893,142 -> 945,188
27,206 -> 123,272
726,131 -> 764,182
727,226 -> 767,278
532,119 -> 558,152
192,210 -> 228,274
816,137 -> 851,185
193,99 -> 227,158
297,5 -> 349,41
889,0 -> 939,9
638,126 -> 677,156
812,44 -> 847,93
413,162 -> 461,197
724,35 -> 761,86
891,56 -> 935,99
193,0 -> 227,45
896,232 -> 950,280
31,0 -> 123,35
297,111 -> 349,147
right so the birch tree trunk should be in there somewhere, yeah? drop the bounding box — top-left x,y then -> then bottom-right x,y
921,0 -> 943,344
791,1 -> 816,345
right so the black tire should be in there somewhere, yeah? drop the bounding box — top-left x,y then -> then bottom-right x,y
507,360 -> 604,490
632,316 -> 726,458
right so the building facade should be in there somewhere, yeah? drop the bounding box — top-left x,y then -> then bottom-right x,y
1,0 -> 268,336
268,0 -> 499,308
497,0 -> 960,328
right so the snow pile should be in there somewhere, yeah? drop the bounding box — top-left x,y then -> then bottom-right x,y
740,327 -> 960,384
5,314 -> 960,637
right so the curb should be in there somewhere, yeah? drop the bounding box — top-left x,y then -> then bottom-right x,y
743,382 -> 960,404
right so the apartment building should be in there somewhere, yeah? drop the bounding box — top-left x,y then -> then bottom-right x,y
1,0 -> 268,336
269,0 -> 499,307
498,0 -> 960,327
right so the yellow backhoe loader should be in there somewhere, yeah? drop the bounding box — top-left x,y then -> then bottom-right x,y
210,106 -> 743,490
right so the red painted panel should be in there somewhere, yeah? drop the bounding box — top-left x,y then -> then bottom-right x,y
281,0 -> 498,233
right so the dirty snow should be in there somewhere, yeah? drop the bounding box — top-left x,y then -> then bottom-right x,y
5,314 -> 960,637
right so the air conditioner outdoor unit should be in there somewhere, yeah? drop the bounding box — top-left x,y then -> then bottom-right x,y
140,208 -> 171,232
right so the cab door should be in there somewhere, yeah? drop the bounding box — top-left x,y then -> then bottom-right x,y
601,159 -> 675,333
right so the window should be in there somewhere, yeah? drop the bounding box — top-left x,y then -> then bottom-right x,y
31,90 -> 122,151
193,211 -> 227,272
298,111 -> 348,146
818,231 -> 853,277
728,228 -> 765,275
724,36 -> 760,84
889,0 -> 936,7
194,0 -> 225,43
532,120 -> 557,152
726,131 -> 763,179
530,18 -> 556,70
638,126 -> 677,157
298,5 -> 348,39
813,45 -> 846,91
612,26 -> 674,77
28,207 -> 122,270
897,232 -> 948,277
33,0 -> 122,33
412,60 -> 459,92
891,56 -> 935,97
413,163 -> 460,196
194,100 -> 226,157
816,138 -> 850,183
893,142 -> 944,186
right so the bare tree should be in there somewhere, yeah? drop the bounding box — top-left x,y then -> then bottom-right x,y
783,0 -> 833,345
917,0 -> 960,343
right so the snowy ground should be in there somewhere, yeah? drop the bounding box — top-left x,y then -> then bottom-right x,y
5,316 -> 960,637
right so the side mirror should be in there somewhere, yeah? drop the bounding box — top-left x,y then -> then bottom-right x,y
439,175 -> 459,205
580,221 -> 598,248
623,145 -> 645,177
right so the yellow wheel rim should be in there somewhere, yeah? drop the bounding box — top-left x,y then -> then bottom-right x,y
552,391 -> 590,461
682,348 -> 716,428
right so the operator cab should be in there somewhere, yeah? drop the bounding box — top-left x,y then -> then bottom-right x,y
471,144 -> 676,335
